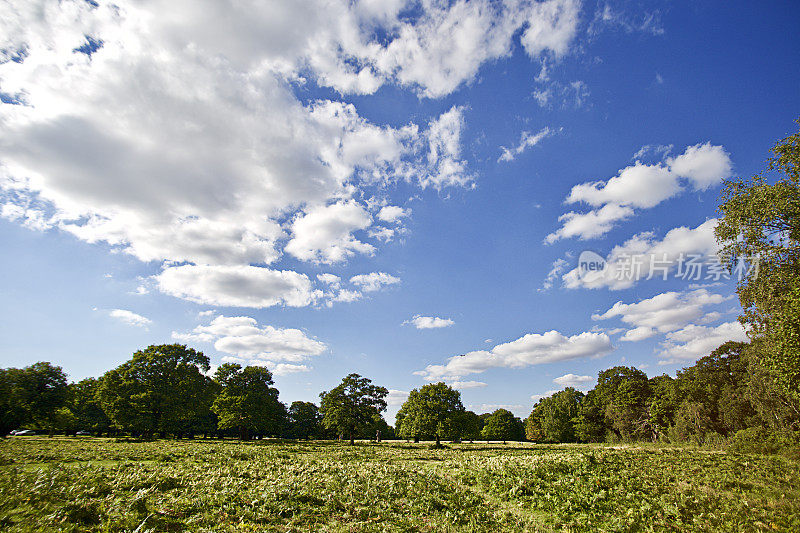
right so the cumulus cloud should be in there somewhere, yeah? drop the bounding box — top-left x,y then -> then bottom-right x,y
658,321 -> 749,364
376,205 -> 410,223
405,315 -> 455,329
593,288 -> 729,340
552,373 -> 594,387
562,219 -> 720,290
668,142 -> 733,190
545,204 -> 634,243
108,309 -> 152,328
548,144 -> 732,241
449,380 -> 487,389
350,272 -> 401,292
418,330 -> 613,380
2,0 -> 583,307
386,389 -> 409,406
285,200 -> 375,264
498,127 -> 553,162
156,265 -> 317,308
173,315 -> 326,366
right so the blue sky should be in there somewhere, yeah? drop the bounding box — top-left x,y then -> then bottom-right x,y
1,0 -> 798,422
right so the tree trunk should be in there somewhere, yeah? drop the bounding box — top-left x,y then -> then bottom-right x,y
435,434 -> 440,446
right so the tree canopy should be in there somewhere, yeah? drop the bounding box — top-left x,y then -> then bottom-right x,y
320,374 -> 388,445
396,382 -> 464,445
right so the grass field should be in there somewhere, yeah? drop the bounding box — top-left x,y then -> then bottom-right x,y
1,437 -> 798,532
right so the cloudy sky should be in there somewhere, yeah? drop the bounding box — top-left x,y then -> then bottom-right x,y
1,0 -> 797,421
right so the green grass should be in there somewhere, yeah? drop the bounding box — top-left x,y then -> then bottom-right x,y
1,438 -> 798,532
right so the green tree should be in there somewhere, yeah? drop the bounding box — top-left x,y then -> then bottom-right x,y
212,363 -> 285,440
287,401 -> 321,440
574,366 -> 651,442
454,410 -> 482,442
397,382 -> 464,445
480,409 -> 522,443
716,119 -> 800,402
647,375 -> 679,441
527,388 -> 584,443
0,368 -> 27,437
99,344 -> 213,437
67,378 -> 111,435
21,362 -> 69,436
676,342 -> 755,437
319,374 -> 388,445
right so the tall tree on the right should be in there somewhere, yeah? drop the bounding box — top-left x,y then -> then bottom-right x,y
716,118 -> 800,407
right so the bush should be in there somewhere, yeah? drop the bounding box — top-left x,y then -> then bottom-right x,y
727,427 -> 795,455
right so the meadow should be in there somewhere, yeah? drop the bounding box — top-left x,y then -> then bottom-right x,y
0,437 -> 798,532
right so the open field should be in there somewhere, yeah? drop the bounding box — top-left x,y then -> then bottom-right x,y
1,438 -> 798,532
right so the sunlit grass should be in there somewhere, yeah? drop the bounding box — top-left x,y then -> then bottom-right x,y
1,437 -> 798,531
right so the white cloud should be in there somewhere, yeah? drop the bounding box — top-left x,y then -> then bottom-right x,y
316,273 -> 341,287
156,265 -> 317,308
593,288 -> 729,339
376,205 -> 410,223
566,163 -> 680,209
552,373 -> 594,387
659,321 -> 748,364
667,142 -> 733,189
540,258 -> 569,290
545,204 -> 634,243
449,380 -> 487,389
419,330 -> 613,380
350,271 -> 400,292
562,219 -> 720,290
469,403 -> 525,415
405,315 -> 455,329
386,389 -> 409,406
285,200 -> 374,264
421,106 -> 472,189
108,308 -> 151,328
5,1 -> 576,307
548,144 -> 732,241
498,127 -> 553,162
620,326 -> 657,342
174,315 -> 326,365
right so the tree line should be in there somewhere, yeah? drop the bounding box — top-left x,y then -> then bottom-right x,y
2,120 -> 798,451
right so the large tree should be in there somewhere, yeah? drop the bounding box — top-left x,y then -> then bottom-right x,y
67,377 -> 112,435
319,374 -> 388,445
716,118 -> 800,402
99,344 -> 214,437
527,388 -> 584,443
575,366 -> 651,441
0,368 -> 26,437
287,401 -> 322,440
397,382 -> 464,445
480,409 -> 523,443
212,363 -> 285,440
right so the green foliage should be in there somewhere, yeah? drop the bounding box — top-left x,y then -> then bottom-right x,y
526,387 -> 583,443
98,344 -> 214,437
319,374 -> 388,445
396,382 -> 464,444
67,378 -> 111,435
480,409 -> 523,442
287,401 -> 322,440
727,426 -> 799,456
1,438 -> 799,531
0,362 -> 68,437
716,118 -> 800,402
212,363 -> 286,440
646,374 -> 679,440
